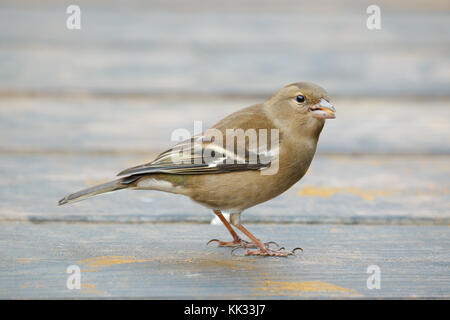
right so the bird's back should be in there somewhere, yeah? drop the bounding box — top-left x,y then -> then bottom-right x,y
183,103 -> 319,211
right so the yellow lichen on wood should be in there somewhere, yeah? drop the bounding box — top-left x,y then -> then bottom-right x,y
80,283 -> 107,295
298,186 -> 390,201
78,255 -> 149,268
255,280 -> 360,296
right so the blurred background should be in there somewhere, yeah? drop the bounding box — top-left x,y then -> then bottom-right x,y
0,0 -> 449,224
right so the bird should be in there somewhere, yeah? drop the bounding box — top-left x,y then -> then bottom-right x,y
58,82 -> 336,257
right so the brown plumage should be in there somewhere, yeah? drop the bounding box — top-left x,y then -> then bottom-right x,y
58,82 -> 336,257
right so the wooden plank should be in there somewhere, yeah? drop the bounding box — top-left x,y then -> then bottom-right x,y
0,0 -> 448,301
0,1 -> 448,96
0,153 -> 448,224
0,96 -> 449,154
0,222 -> 448,298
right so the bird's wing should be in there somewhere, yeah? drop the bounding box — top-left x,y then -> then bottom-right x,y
117,135 -> 273,177
118,104 -> 279,178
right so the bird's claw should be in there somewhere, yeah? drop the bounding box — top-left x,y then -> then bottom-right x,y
208,237 -> 302,257
231,246 -> 303,257
228,240 -> 279,251
244,248 -> 293,257
292,247 -> 303,254
206,239 -> 222,246
264,241 -> 280,248
206,238 -> 256,248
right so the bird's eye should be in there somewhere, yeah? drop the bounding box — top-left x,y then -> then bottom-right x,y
296,95 -> 305,103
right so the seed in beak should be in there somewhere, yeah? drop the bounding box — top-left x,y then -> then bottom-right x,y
310,98 -> 336,119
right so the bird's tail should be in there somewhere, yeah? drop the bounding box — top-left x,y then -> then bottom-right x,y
58,178 -> 130,206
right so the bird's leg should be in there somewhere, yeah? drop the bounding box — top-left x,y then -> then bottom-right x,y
233,224 -> 301,257
206,210 -> 256,248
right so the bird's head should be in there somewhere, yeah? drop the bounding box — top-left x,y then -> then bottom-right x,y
267,82 -> 336,124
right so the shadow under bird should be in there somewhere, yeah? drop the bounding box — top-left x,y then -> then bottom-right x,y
58,82 -> 336,257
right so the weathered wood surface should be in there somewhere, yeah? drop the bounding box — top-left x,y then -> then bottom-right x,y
0,0 -> 449,97
0,96 -> 447,225
0,0 -> 449,299
0,153 -> 448,224
0,223 -> 448,299
1,96 -> 449,154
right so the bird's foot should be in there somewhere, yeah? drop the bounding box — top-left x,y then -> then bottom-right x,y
206,237 -> 256,248
207,237 -> 280,249
232,246 -> 303,257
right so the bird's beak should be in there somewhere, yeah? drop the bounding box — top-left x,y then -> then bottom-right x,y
310,98 -> 336,119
